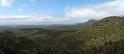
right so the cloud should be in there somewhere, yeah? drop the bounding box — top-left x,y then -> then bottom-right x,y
18,8 -> 24,11
29,0 -> 36,3
0,15 -> 75,25
64,0 -> 124,22
0,0 -> 124,25
0,15 -> 47,25
0,0 -> 14,7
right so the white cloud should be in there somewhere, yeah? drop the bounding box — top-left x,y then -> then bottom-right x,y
0,0 -> 14,7
0,0 -> 124,25
0,15 -> 47,25
64,0 -> 124,22
29,0 -> 37,4
0,15 -> 74,25
18,8 -> 24,11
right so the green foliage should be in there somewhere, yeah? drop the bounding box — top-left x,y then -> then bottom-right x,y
79,16 -> 124,47
0,16 -> 124,54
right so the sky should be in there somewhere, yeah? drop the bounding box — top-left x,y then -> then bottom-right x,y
0,0 -> 123,25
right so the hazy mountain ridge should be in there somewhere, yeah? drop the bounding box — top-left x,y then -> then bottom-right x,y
43,20 -> 97,30
0,19 -> 97,30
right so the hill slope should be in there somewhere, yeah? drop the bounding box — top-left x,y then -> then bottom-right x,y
79,16 -> 124,47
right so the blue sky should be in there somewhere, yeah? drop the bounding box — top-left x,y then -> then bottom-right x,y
0,0 -> 112,16
0,0 -> 123,25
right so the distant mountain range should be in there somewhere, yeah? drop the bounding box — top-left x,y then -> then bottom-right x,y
0,19 -> 98,30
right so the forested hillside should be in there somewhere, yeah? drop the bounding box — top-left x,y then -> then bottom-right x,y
0,16 -> 124,54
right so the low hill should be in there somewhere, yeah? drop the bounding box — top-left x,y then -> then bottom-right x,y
78,16 -> 124,47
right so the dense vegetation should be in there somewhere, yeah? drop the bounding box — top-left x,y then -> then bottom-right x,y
0,16 -> 124,54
